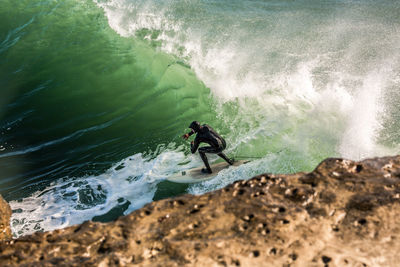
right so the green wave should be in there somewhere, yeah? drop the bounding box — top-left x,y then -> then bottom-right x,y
0,0 -> 217,198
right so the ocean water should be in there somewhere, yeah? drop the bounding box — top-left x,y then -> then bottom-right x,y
1,0 -> 399,237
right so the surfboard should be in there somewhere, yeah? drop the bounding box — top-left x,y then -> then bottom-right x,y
166,160 -> 250,183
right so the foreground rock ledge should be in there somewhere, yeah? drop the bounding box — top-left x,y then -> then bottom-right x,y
0,194 -> 12,241
2,156 -> 400,266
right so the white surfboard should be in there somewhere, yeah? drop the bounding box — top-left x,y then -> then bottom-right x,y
166,160 -> 250,183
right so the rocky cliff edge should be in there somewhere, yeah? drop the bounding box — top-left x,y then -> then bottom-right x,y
1,156 -> 400,266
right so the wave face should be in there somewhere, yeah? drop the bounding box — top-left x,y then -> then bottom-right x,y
1,0 -> 400,237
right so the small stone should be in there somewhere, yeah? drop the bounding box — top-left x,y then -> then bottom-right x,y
233,189 -> 245,197
143,249 -> 152,259
329,209 -> 336,216
239,224 -> 248,232
242,214 -> 254,222
335,211 -> 347,224
261,229 -> 269,235
173,200 -> 185,206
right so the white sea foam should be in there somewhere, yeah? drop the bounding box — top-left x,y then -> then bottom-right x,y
9,145 -> 199,237
188,158 -> 272,196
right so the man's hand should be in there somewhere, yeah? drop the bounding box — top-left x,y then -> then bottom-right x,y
182,133 -> 190,140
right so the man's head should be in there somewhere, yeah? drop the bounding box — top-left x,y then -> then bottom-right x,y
189,121 -> 201,132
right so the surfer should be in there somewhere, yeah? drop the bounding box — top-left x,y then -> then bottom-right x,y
182,121 -> 234,174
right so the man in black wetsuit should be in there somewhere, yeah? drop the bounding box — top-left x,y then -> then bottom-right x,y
182,121 -> 234,173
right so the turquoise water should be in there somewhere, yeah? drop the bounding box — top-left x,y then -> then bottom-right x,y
1,0 -> 399,237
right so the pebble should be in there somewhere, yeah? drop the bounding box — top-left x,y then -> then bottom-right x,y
329,209 -> 336,216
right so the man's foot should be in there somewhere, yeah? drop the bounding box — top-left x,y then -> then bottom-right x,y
201,168 -> 212,174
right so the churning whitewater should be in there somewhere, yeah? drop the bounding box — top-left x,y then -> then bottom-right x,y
1,0 -> 399,237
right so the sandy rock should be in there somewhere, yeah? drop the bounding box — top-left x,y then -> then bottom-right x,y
1,156 -> 400,266
0,194 -> 12,241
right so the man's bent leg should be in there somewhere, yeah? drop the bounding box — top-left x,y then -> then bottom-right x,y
199,150 -> 212,173
217,152 -> 234,165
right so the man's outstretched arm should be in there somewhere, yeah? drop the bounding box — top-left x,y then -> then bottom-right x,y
182,129 -> 195,140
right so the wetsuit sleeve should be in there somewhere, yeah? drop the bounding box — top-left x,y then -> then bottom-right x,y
187,129 -> 195,137
191,137 -> 200,154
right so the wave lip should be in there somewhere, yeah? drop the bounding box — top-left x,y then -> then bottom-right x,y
97,0 -> 400,160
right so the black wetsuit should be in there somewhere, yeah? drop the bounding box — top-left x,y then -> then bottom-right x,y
189,124 -> 232,173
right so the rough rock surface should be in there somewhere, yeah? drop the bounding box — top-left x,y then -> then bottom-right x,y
0,194 -> 12,241
2,156 -> 400,266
